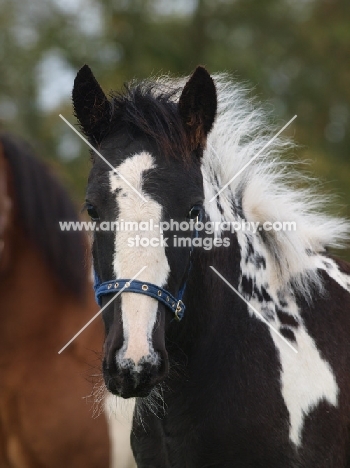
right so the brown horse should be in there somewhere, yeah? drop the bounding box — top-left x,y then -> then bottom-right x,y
0,132 -> 111,467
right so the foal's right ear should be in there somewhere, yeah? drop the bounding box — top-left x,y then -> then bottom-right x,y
72,65 -> 111,143
178,66 -> 217,152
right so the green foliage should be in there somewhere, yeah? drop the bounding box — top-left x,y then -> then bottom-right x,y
1,0 -> 349,256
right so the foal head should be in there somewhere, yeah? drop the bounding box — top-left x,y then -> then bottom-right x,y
73,66 -> 217,398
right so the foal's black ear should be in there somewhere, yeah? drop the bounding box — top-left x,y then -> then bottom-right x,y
178,66 -> 217,152
72,65 -> 111,143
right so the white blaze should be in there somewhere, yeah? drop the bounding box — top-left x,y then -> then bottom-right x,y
109,152 -> 170,367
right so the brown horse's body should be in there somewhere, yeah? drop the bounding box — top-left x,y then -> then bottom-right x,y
0,134 -> 110,467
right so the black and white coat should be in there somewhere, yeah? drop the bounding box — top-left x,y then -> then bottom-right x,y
73,65 -> 350,467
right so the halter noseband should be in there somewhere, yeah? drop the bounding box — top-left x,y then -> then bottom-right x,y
94,278 -> 185,321
93,212 -> 202,322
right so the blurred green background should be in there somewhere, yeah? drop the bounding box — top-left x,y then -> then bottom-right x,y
1,0 -> 349,257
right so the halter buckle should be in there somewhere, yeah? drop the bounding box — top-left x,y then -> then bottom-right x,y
175,300 -> 184,321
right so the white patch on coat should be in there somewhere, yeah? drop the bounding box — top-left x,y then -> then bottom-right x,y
110,152 -> 170,368
273,324 -> 338,446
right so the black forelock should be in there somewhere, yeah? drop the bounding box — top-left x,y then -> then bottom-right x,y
105,81 -> 190,161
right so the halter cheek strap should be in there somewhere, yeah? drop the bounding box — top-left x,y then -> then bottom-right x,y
93,211 -> 202,322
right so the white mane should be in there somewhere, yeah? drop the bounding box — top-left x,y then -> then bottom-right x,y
156,73 -> 350,296
205,74 -> 350,294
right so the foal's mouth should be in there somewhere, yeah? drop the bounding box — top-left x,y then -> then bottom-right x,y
104,373 -> 158,399
103,356 -> 167,399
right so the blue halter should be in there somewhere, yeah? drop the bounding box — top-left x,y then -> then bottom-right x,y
93,214 -> 201,322
93,277 -> 185,320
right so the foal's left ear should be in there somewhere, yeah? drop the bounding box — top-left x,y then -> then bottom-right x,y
178,66 -> 217,152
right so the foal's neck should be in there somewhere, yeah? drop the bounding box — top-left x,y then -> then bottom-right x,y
169,234 -> 243,350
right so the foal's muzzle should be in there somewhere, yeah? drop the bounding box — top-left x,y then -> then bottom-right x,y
103,352 -> 168,398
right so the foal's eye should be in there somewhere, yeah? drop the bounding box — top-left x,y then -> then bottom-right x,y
86,204 -> 100,221
187,205 -> 202,220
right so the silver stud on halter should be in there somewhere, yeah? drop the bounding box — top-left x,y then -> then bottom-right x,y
175,300 -> 184,321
